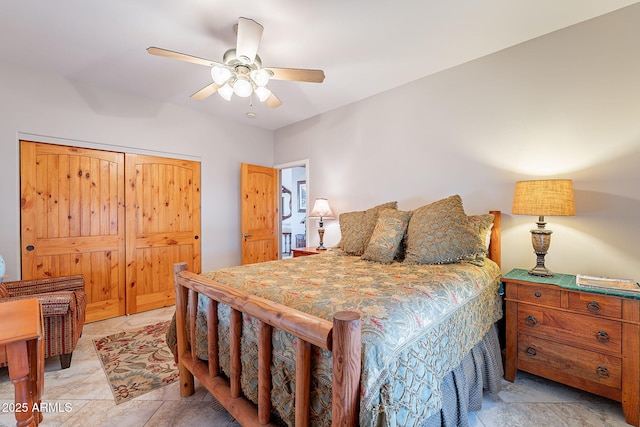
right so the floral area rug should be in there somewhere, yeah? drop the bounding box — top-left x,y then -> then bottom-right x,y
93,320 -> 179,404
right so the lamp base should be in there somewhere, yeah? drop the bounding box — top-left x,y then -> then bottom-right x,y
528,218 -> 553,277
316,225 -> 327,251
528,264 -> 553,277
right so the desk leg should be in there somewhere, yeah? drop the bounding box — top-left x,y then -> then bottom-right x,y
6,340 -> 37,427
28,338 -> 43,424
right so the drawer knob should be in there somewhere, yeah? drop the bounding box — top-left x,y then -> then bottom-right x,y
587,301 -> 602,314
596,366 -> 610,379
525,315 -> 537,327
596,330 -> 610,343
534,291 -> 542,298
526,347 -> 537,357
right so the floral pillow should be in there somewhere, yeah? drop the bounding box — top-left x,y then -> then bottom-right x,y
403,195 -> 482,265
335,201 -> 397,256
362,209 -> 412,264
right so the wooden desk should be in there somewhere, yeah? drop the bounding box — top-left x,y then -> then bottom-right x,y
0,298 -> 44,427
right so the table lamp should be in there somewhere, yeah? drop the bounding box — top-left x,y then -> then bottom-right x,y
308,198 -> 335,250
512,179 -> 575,277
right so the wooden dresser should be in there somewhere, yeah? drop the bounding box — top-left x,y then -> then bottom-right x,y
503,269 -> 640,427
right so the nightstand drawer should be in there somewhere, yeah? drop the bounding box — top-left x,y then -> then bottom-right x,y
518,333 -> 622,391
568,292 -> 622,319
517,304 -> 622,354
515,283 -> 562,307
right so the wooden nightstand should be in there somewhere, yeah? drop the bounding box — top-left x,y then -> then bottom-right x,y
503,269 -> 640,427
291,247 -> 324,257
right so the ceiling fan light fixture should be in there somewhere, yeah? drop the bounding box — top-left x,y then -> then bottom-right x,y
218,83 -> 234,101
233,77 -> 253,97
254,86 -> 271,102
211,66 -> 232,85
250,69 -> 270,87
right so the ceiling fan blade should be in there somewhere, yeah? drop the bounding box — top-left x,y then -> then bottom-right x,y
265,92 -> 282,108
264,67 -> 325,83
191,83 -> 222,100
235,17 -> 263,64
147,47 -> 221,67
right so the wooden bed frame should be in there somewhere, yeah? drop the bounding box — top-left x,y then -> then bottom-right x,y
172,210 -> 501,427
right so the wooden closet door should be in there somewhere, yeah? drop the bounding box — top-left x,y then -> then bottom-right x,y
125,154 -> 201,314
20,141 -> 126,322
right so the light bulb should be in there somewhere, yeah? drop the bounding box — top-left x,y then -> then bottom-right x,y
218,84 -> 233,101
211,66 -> 231,85
254,86 -> 271,102
250,69 -> 270,87
233,78 -> 253,98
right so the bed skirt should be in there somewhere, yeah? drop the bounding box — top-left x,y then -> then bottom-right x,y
422,323 -> 503,427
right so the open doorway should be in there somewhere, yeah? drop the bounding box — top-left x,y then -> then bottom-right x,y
279,162 -> 307,259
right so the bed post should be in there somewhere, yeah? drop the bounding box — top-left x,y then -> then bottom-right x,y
174,262 -> 195,397
488,210 -> 501,268
331,311 -> 361,427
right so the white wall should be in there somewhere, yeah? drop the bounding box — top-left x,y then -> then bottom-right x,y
0,61 -> 273,278
274,5 -> 640,280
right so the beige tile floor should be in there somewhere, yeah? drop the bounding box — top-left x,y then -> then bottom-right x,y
0,306 -> 631,426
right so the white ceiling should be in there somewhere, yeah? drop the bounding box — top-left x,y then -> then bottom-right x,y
2,1 -> 638,131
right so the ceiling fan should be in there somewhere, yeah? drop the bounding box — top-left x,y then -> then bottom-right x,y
147,17 -> 325,108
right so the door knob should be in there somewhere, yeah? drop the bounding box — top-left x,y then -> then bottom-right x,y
243,234 -> 252,238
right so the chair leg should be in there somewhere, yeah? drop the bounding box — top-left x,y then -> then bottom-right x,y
60,353 -> 73,369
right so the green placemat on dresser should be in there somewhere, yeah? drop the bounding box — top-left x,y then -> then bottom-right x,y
502,268 -> 640,300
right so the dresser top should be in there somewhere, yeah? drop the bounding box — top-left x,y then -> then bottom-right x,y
503,268 -> 640,300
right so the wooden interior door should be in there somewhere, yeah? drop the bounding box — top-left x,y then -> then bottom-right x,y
241,163 -> 279,264
125,154 -> 201,314
20,141 -> 126,322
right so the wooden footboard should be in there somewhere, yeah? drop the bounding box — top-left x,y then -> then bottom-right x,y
173,263 -> 361,427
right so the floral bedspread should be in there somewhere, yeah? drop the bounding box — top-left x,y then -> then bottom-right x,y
170,251 -> 502,426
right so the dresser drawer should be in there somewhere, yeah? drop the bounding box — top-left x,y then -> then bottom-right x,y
568,291 -> 622,319
518,333 -> 622,392
515,283 -> 562,307
517,303 -> 622,354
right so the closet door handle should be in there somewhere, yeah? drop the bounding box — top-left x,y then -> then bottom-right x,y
243,234 -> 252,238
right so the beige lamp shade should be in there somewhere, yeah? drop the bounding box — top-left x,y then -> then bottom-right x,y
309,198 -> 335,219
512,179 -> 575,217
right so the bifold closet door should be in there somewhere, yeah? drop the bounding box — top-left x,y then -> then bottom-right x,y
124,153 -> 201,314
20,141 -> 126,322
21,141 -> 201,321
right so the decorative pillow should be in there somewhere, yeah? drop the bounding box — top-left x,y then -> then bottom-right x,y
336,201 -> 397,256
468,213 -> 494,258
403,195 -> 482,265
0,283 -> 9,299
362,209 -> 412,264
